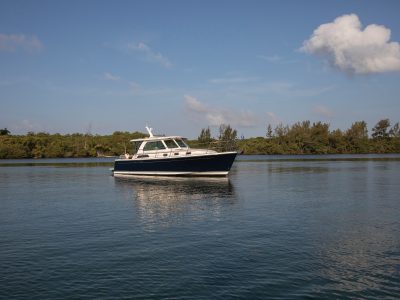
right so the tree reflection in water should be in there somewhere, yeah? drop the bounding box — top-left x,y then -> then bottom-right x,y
114,176 -> 236,229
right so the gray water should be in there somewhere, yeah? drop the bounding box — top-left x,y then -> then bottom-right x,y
1,155 -> 399,299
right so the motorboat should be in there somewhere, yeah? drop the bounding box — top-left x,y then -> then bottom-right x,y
112,127 -> 237,177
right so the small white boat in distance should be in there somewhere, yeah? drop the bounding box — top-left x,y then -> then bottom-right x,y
112,127 -> 237,177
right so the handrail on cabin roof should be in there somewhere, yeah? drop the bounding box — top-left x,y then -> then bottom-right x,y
130,136 -> 186,142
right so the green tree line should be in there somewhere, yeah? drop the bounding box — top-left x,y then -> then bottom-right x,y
195,119 -> 400,155
0,131 -> 146,159
0,119 -> 399,159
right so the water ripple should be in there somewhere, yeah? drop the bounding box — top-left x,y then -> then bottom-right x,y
0,157 -> 399,299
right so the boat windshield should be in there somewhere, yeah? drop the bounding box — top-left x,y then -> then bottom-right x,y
132,141 -> 141,154
174,138 -> 188,148
143,141 -> 166,151
163,139 -> 179,149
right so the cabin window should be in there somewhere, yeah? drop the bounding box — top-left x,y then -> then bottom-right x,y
132,142 -> 141,154
175,139 -> 188,148
163,139 -> 179,149
143,141 -> 166,151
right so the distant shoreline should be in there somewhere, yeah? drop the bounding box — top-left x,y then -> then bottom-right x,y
1,119 -> 400,159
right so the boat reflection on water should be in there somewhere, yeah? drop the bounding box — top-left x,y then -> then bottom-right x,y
114,176 -> 236,228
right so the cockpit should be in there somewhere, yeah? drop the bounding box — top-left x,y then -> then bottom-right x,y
130,137 -> 190,158
141,138 -> 188,151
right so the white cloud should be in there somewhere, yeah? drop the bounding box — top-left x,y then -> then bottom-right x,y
184,95 -> 258,127
129,42 -> 172,68
266,112 -> 281,125
312,105 -> 334,118
102,72 -> 141,93
104,72 -> 120,81
301,14 -> 400,74
184,95 -> 208,112
0,33 -> 43,53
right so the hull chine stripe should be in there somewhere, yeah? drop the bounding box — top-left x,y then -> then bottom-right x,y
113,171 -> 229,177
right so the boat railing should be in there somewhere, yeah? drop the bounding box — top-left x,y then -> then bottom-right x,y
191,140 -> 238,153
212,140 -> 237,152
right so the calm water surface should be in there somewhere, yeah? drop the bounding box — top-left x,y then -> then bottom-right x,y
1,155 -> 399,299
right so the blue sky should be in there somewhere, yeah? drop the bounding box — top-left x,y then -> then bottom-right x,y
1,0 -> 400,138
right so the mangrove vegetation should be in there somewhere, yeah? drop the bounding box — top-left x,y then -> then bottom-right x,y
0,119 -> 399,159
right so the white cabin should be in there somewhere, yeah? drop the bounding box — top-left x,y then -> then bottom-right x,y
120,135 -> 216,160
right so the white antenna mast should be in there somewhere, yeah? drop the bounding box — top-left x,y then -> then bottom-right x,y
145,125 -> 154,137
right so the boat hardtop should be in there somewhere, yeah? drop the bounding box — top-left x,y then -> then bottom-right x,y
121,126 -> 221,160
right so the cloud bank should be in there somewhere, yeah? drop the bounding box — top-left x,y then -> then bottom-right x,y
301,14 -> 400,74
129,42 -> 172,68
312,105 -> 334,118
184,95 -> 257,127
266,112 -> 281,125
0,33 -> 43,53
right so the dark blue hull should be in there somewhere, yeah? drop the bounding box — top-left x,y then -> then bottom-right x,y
113,152 -> 237,176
